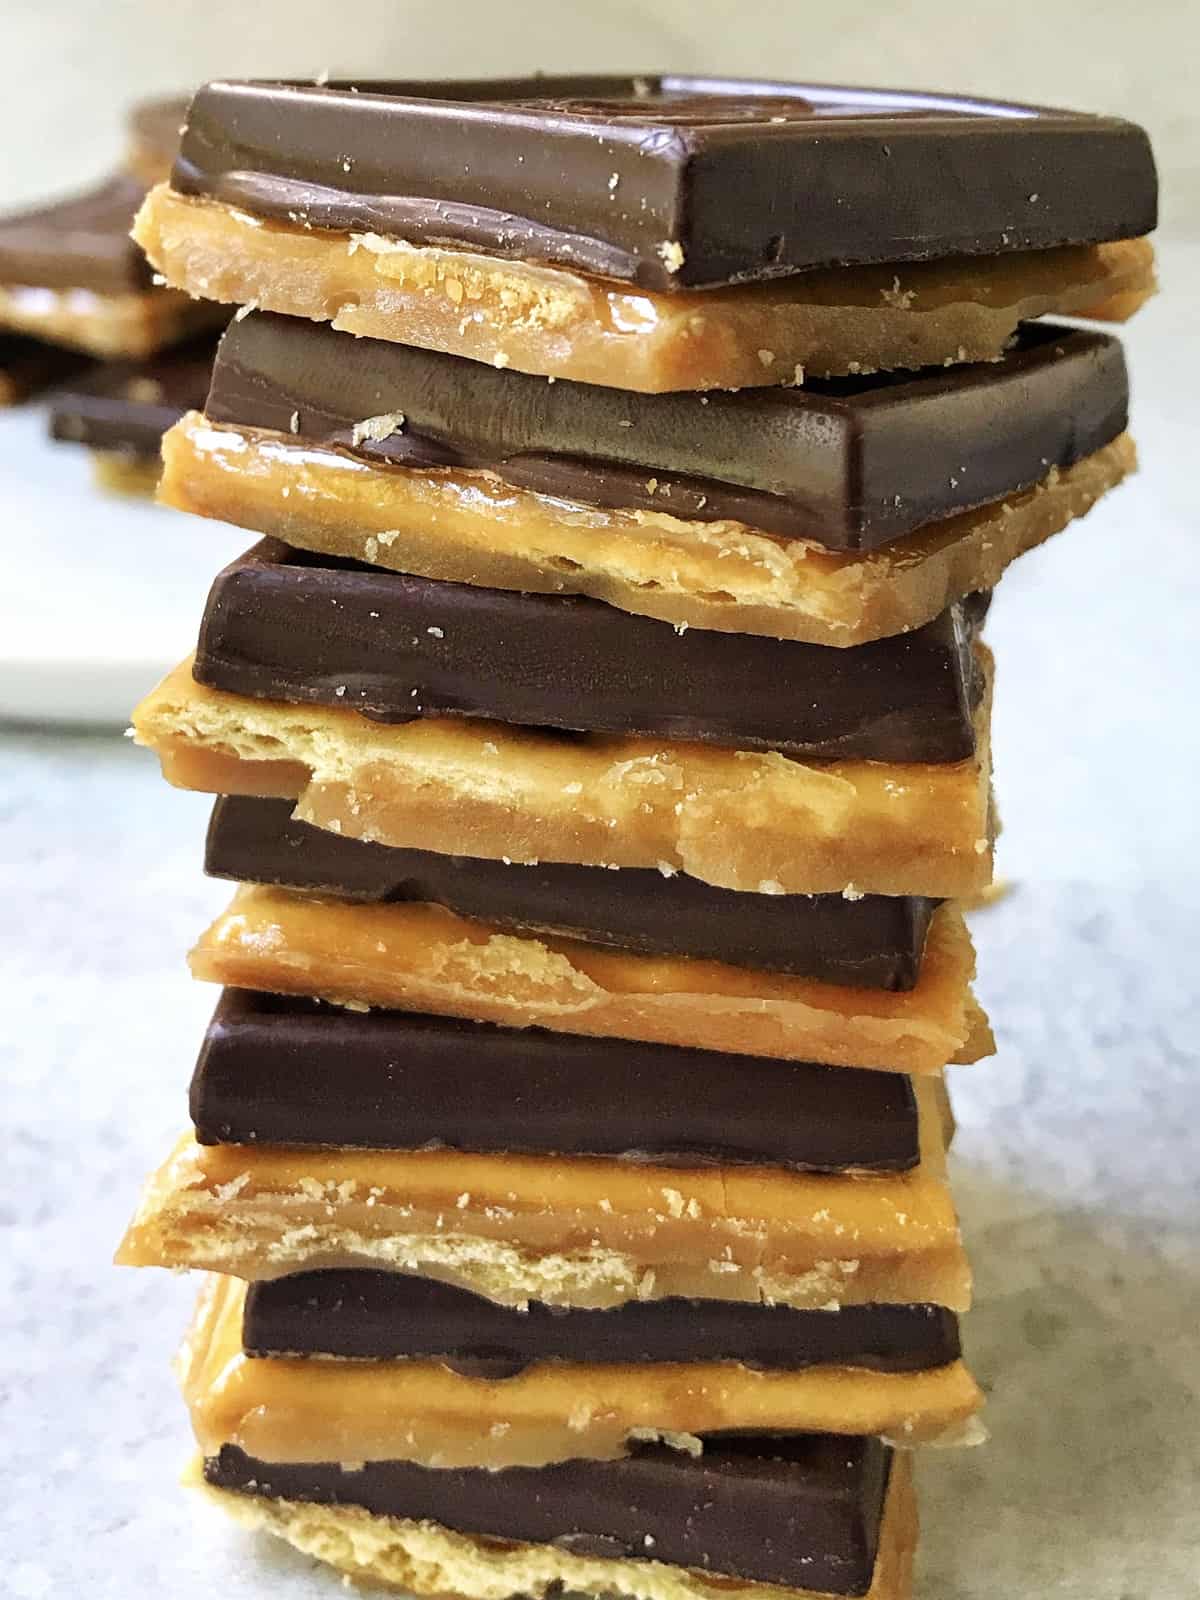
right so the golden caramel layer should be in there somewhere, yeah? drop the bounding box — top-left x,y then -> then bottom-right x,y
0,282 -> 216,359
193,1448 -> 917,1600
117,1080 -> 971,1312
160,418 -> 1134,646
132,654 -> 995,900
188,888 -> 989,1073
183,1276 -> 981,1466
134,184 -> 1153,391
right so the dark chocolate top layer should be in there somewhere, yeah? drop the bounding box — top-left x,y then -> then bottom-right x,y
243,1270 -> 961,1375
174,75 -> 1157,291
192,989 -> 920,1172
195,541 -> 986,761
0,175 -> 151,294
48,333 -> 218,455
208,310 -> 1130,551
205,797 -> 939,988
207,1436 -> 892,1595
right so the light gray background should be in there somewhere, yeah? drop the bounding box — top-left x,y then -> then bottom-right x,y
1,6 -> 1197,1597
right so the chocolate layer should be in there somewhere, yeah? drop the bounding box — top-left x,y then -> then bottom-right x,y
206,1435 -> 891,1595
191,989 -> 920,1172
205,796 -> 939,987
0,174 -> 151,294
174,76 -> 1156,291
48,334 -> 219,456
195,541 -> 986,761
208,310 -> 1130,550
243,1269 -> 960,1375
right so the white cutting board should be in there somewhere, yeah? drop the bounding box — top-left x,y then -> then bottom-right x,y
0,404 -> 248,725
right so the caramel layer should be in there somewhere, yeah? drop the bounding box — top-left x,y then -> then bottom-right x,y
0,282 -> 215,359
132,653 -> 994,900
117,1079 -> 971,1312
160,418 -> 1134,646
188,889 -> 988,1073
133,185 -> 1154,391
192,1447 -> 917,1600
183,1276 -> 981,1465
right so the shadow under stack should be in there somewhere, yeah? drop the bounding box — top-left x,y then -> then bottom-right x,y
119,75 -> 1156,1600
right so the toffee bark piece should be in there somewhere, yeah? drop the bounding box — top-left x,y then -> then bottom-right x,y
186,889 -> 988,1074
160,416 -> 1136,644
0,334 -> 91,405
206,311 -> 1128,552
201,1440 -> 911,1600
173,77 -> 1157,291
205,796 -> 940,988
125,95 -> 190,187
134,183 -> 1154,390
0,174 -> 222,357
191,988 -> 921,1171
0,174 -> 152,294
243,1269 -> 961,1372
133,656 -> 996,899
195,541 -> 985,761
117,1074 -> 970,1311
48,333 -> 218,457
185,1276 -> 981,1464
196,1445 -> 917,1600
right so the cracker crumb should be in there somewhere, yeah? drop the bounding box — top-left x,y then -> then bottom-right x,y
426,625 -> 444,639
842,883 -> 865,901
492,351 -> 511,369
758,878 -> 785,895
562,781 -> 583,795
757,348 -> 775,368
608,172 -> 620,192
881,275 -> 915,310
350,411 -> 406,446
289,409 -> 300,433
656,240 -> 685,274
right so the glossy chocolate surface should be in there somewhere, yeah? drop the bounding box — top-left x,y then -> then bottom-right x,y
0,175 -> 151,294
174,75 -> 1157,290
48,333 -> 218,455
205,797 -> 940,987
194,541 -> 986,761
207,312 -> 1129,551
243,1269 -> 960,1374
190,988 -> 920,1172
206,1435 -> 892,1594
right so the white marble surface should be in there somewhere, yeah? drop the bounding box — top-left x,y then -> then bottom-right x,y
1,248 -> 1198,1597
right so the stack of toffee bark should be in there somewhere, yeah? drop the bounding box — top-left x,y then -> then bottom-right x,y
119,77 -> 1156,1600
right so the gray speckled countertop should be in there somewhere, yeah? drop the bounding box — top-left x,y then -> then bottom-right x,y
1,246 -> 1197,1599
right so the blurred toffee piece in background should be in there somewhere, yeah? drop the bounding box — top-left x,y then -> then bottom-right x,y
48,332 -> 218,492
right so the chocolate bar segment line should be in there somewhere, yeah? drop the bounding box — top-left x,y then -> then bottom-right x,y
174,76 -> 1157,291
194,541 -> 985,762
191,988 -> 921,1173
243,1269 -> 959,1373
205,797 -> 939,988
206,1437 -> 891,1597
207,311 -> 1129,551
